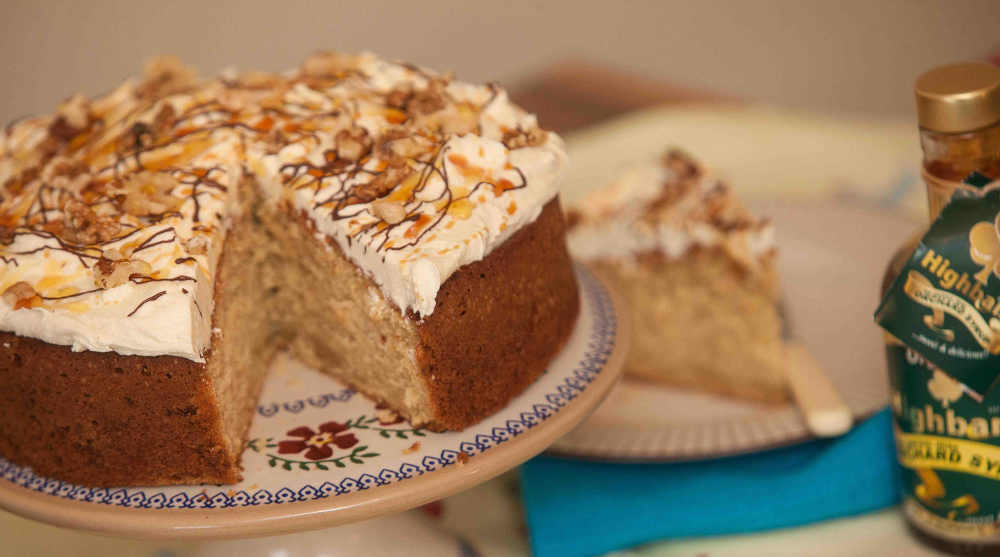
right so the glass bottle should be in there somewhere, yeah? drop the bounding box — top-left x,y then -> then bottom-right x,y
883,61 -> 1000,555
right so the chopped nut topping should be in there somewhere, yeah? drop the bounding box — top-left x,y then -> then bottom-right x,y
49,116 -> 82,146
359,167 -> 411,203
63,199 -> 121,245
152,103 -> 177,136
501,127 -> 547,149
41,156 -> 91,194
262,127 -> 289,155
371,199 -> 407,225
48,93 -> 91,143
93,257 -> 152,289
217,88 -> 247,112
301,52 -> 358,77
334,128 -> 372,162
117,122 -> 155,155
117,170 -> 180,216
101,248 -> 125,261
386,135 -> 430,160
57,93 -> 90,130
138,56 -> 198,99
183,235 -> 208,255
233,70 -> 279,89
2,281 -> 39,310
431,107 -> 479,136
408,78 -> 448,115
662,149 -> 701,179
385,84 -> 414,110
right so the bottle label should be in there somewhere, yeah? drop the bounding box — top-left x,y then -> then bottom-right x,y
876,174 -> 1000,397
889,340 -> 1000,541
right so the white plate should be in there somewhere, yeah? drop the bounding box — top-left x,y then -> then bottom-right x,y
549,105 -> 921,460
0,264 -> 628,539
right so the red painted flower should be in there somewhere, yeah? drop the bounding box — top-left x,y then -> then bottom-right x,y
277,421 -> 359,460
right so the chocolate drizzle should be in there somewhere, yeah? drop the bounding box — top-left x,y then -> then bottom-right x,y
40,288 -> 103,301
129,274 -> 195,284
132,227 -> 176,253
127,290 -> 167,317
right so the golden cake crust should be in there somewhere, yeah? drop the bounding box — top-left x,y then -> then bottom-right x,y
0,198 -> 578,486
416,198 -> 579,430
0,335 -> 236,486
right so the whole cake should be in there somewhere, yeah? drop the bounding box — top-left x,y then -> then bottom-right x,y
0,53 -> 579,486
567,150 -> 786,402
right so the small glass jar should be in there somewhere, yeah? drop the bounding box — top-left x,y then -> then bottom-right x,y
918,62 -> 1000,221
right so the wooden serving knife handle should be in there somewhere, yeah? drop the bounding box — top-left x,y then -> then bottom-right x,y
785,342 -> 854,437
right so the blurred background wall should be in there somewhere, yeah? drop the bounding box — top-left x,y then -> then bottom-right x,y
1,0 -> 998,124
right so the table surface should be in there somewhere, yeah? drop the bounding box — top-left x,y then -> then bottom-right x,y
0,62 -> 953,557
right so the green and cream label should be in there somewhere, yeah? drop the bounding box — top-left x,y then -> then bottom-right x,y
877,181 -> 1000,396
888,341 -> 1000,540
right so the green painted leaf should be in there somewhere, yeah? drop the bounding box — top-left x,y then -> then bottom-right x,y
282,461 -> 292,471
413,430 -> 426,437
350,457 -> 362,464
299,462 -> 309,471
379,430 -> 390,438
362,453 -> 378,458
395,431 -> 406,439
334,460 -> 346,468
268,457 -> 277,468
316,462 -> 329,471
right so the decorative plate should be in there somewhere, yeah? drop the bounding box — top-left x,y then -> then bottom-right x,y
548,105 -> 922,461
0,264 -> 628,539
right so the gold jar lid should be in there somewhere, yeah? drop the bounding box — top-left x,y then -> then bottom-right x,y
916,62 -> 1000,133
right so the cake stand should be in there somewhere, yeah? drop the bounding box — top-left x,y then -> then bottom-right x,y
0,263 -> 628,540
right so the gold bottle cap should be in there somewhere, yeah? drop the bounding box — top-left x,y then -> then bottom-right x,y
916,62 -> 1000,133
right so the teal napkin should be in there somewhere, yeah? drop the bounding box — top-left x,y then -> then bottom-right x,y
521,409 -> 898,557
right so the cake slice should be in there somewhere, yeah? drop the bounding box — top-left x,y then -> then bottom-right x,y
566,150 -> 787,402
0,53 -> 579,486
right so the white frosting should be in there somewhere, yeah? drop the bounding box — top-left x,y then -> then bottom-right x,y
267,132 -> 565,317
0,52 -> 566,360
567,158 -> 775,265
